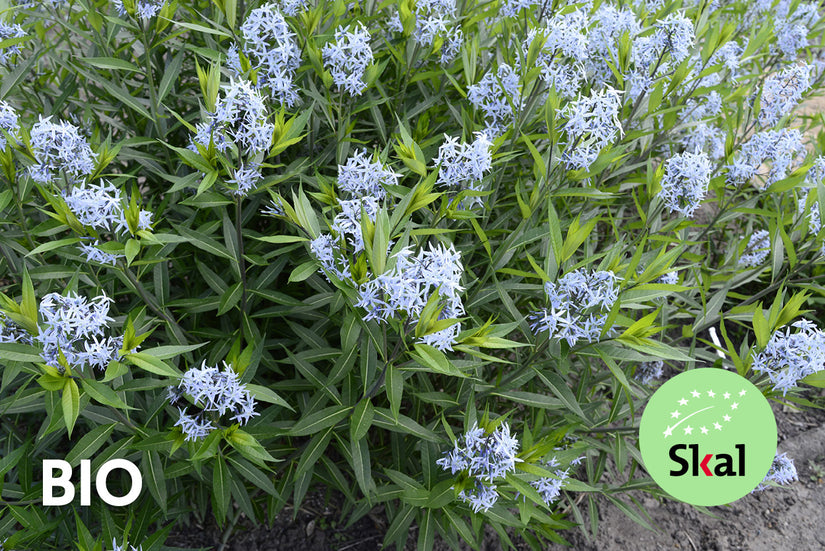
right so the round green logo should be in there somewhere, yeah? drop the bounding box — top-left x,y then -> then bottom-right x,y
639,368 -> 777,506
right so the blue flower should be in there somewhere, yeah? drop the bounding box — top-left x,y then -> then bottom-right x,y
658,152 -> 712,217
169,361 -> 259,440
635,360 -> 664,385
337,150 -> 399,200
29,117 -> 97,184
236,3 -> 302,106
111,539 -> 142,551
356,243 -> 465,350
759,64 -> 812,127
323,24 -> 373,96
63,182 -> 153,233
433,132 -> 492,208
0,101 -> 19,150
437,422 -> 521,512
227,162 -> 263,197
113,0 -> 164,19
739,230 -> 771,267
0,311 -> 32,345
0,21 -> 25,66
192,79 -> 274,155
727,129 -> 804,185
529,269 -> 620,346
468,64 -> 521,137
752,320 -> 825,395
79,241 -> 125,266
561,87 -> 624,170
36,292 -> 128,372
753,452 -> 798,491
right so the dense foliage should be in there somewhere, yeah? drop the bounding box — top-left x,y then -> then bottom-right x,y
0,0 -> 824,549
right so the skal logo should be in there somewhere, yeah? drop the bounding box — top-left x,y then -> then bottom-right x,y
43,459 -> 142,506
639,368 -> 777,506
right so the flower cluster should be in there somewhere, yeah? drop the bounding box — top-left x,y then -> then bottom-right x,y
64,182 -> 153,233
111,539 -> 142,551
310,152 -> 398,280
529,269 -> 620,346
529,456 -> 572,506
323,24 -> 373,96
337,150 -> 399,200
635,360 -> 664,385
410,0 -> 463,63
436,423 -> 520,512
727,128 -> 804,185
168,361 -> 258,441
525,10 -> 588,98
331,196 -> 380,253
680,97 -> 726,159
227,162 -> 263,197
0,311 -> 33,345
739,230 -> 771,267
433,132 -> 493,208
468,64 -> 521,137
753,452 -> 798,492
113,0 -> 164,19
29,117 -> 97,184
751,319 -> 825,394
0,101 -> 19,150
192,79 -> 274,156
233,3 -> 301,106
36,292 -> 127,372
758,64 -> 812,127
561,87 -> 623,170
79,241 -> 124,266
658,152 -> 712,217
0,21 -> 26,66
356,243 -> 465,350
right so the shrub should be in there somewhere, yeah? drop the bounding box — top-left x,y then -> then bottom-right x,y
0,0 -> 824,549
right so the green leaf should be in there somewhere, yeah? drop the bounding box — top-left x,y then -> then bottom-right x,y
410,344 -> 468,378
288,405 -> 351,436
62,379 -> 80,437
142,450 -> 168,512
289,261 -> 317,283
21,266 -> 37,332
65,424 -> 116,467
125,352 -> 182,378
350,399 -> 374,443
174,225 -> 234,261
532,368 -> 589,423
0,343 -> 43,363
217,282 -> 243,315
81,56 -> 142,72
246,384 -> 294,411
227,456 -> 278,495
80,379 -> 134,410
213,455 -> 231,524
141,343 -> 208,360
